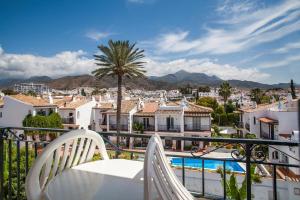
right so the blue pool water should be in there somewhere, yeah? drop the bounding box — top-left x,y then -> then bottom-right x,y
171,158 -> 245,173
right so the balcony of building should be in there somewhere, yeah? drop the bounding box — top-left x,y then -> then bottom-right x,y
0,127 -> 299,200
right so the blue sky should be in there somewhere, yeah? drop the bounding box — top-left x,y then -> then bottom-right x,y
0,0 -> 299,84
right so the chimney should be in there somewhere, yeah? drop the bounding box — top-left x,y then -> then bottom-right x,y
48,94 -> 53,104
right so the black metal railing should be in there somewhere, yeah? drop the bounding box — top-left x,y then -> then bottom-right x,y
143,125 -> 155,131
0,126 -> 299,200
157,125 -> 181,132
184,125 -> 211,131
109,124 -> 128,131
61,117 -> 74,124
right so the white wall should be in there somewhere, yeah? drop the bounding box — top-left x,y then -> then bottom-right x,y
173,168 -> 300,200
156,113 -> 182,126
0,96 -> 33,127
58,109 -> 75,120
75,101 -> 96,129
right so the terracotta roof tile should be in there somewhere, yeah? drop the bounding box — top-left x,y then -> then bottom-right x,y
59,99 -> 90,109
184,102 -> 213,113
9,94 -> 56,107
135,102 -> 159,115
165,101 -> 213,113
106,100 -> 138,113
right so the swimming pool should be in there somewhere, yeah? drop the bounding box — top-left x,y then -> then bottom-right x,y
171,158 -> 245,173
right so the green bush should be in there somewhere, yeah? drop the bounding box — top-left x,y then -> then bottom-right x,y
22,112 -> 63,135
3,143 -> 35,199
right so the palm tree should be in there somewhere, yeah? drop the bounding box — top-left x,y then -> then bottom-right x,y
250,88 -> 263,104
290,79 -> 297,99
92,40 -> 146,151
219,81 -> 232,104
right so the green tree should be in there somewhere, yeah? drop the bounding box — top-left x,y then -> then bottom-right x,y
250,88 -> 263,104
219,81 -> 232,104
92,40 -> 146,149
290,79 -> 297,99
2,89 -> 18,95
217,166 -> 261,200
196,97 -> 219,110
132,122 -> 144,134
261,95 -> 271,104
198,86 -> 210,92
92,88 -> 100,95
81,88 -> 86,96
26,90 -> 37,97
224,100 -> 235,113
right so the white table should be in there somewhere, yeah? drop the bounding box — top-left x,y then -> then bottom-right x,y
44,159 -> 144,200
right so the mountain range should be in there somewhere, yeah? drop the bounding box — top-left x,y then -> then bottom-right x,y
0,70 -> 295,90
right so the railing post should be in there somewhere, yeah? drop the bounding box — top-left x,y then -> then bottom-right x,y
0,129 -> 4,200
182,157 -> 185,186
272,165 -> 277,200
223,161 -> 226,200
202,159 -> 205,196
245,144 -> 252,200
8,140 -> 12,200
17,140 -> 20,199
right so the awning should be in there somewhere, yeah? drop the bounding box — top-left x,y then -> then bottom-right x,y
259,117 -> 278,124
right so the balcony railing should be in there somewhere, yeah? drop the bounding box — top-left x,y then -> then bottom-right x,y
109,124 -> 128,131
143,125 -> 155,131
245,123 -> 250,131
0,127 -> 299,200
61,117 -> 74,124
261,131 -> 271,139
157,125 -> 181,132
236,121 -> 244,128
184,125 -> 210,131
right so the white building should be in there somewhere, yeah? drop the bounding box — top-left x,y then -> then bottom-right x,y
14,82 -> 49,94
238,98 -> 299,175
56,96 -> 97,130
0,94 -> 57,127
92,98 -> 213,151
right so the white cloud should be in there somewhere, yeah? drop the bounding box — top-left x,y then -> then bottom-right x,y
216,0 -> 260,15
273,41 -> 300,53
149,0 -> 300,55
0,47 -> 96,79
0,47 -> 270,82
260,54 -> 300,68
85,31 -> 112,41
144,57 -> 270,82
127,0 -> 144,3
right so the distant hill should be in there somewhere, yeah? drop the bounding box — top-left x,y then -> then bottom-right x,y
0,70 -> 295,90
150,70 -> 222,86
149,70 -> 293,89
0,76 -> 53,88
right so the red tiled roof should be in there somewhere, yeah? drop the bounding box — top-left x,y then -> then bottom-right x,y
259,117 -> 278,124
9,94 -> 56,107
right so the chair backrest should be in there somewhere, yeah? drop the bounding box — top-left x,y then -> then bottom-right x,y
25,129 -> 109,200
144,135 -> 194,200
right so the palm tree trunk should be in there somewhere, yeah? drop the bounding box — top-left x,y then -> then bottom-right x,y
116,74 -> 122,157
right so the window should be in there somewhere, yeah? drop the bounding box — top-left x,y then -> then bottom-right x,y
272,151 -> 279,159
166,116 -> 174,129
253,116 -> 256,125
143,118 -> 149,128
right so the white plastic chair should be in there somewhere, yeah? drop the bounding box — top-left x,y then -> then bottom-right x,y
25,129 -> 109,200
144,134 -> 194,200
